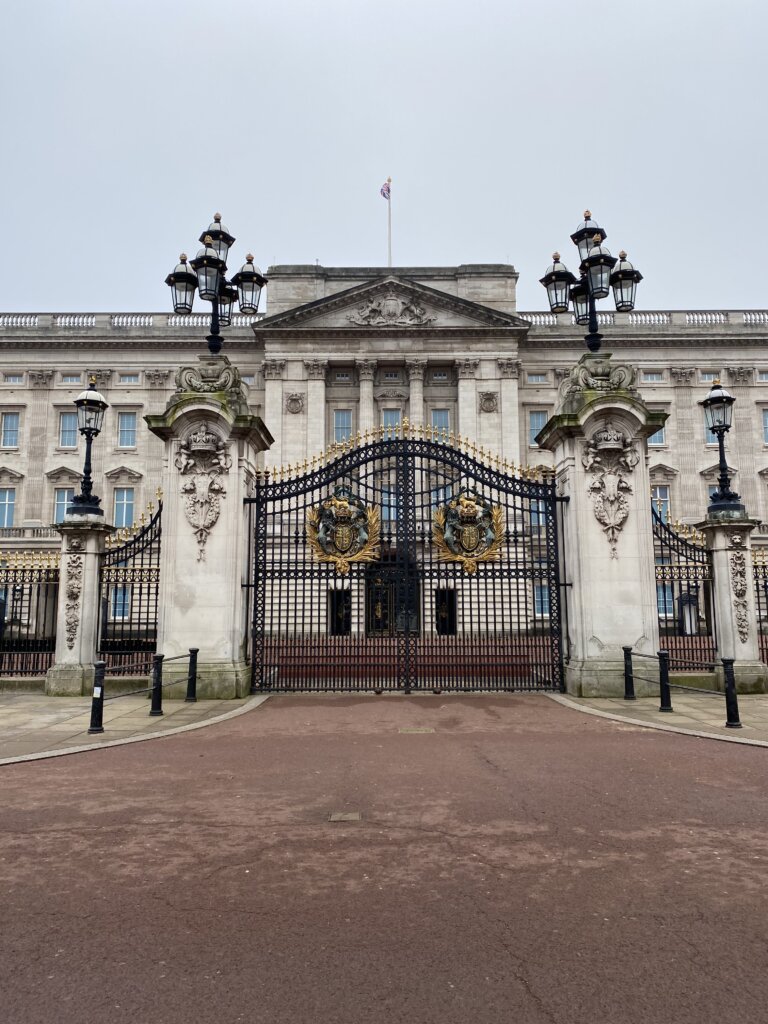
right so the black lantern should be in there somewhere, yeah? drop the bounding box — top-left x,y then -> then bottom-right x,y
542,211 -> 641,354
232,254 -> 267,315
67,377 -> 109,517
167,214 -> 268,356
190,236 -> 225,301
582,237 -> 617,300
699,381 -> 744,514
165,254 -> 197,314
539,253 -> 577,314
200,213 -> 236,264
610,251 -> 643,312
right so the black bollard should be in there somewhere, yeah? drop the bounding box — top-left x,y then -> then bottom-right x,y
150,654 -> 164,716
658,650 -> 673,712
185,648 -> 199,703
88,661 -> 107,734
722,658 -> 743,729
622,646 -> 636,700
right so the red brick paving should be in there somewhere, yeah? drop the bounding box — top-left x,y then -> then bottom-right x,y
2,694 -> 767,1024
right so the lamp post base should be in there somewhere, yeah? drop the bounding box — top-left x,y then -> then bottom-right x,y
66,500 -> 103,517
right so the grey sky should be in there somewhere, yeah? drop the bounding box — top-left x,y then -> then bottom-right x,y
1,0 -> 765,313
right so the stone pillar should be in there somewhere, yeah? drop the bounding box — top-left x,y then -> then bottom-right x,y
700,516 -> 768,693
497,359 -> 521,464
45,516 -> 113,695
456,359 -> 479,441
262,359 -> 285,469
406,360 -> 426,425
305,359 -> 328,453
356,360 -> 376,433
27,370 -> 54,521
537,353 -> 668,696
146,355 -> 273,698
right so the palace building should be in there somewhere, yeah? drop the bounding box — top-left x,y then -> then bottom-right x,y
1,261 -> 767,551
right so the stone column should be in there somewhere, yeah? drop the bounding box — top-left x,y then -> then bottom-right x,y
146,355 -> 273,698
456,359 -> 479,441
27,370 -> 54,521
262,359 -> 285,469
537,353 -> 668,696
497,359 -> 521,464
700,516 -> 768,693
725,366 -> 759,515
406,360 -> 426,426
45,516 -> 113,695
356,360 -> 376,434
305,359 -> 328,453
669,368 -> 700,512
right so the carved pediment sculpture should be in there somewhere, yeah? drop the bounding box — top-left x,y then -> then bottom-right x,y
174,422 -> 232,561
582,422 -> 640,558
347,285 -> 436,327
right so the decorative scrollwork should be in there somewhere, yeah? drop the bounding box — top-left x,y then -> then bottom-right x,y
65,554 -> 83,650
175,422 -> 232,561
175,362 -> 240,394
432,490 -> 504,575
582,423 -> 639,558
306,485 -> 381,575
730,547 -> 750,644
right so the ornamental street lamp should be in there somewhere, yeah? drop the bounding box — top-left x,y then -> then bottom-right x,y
540,211 -> 642,353
699,380 -> 745,514
66,377 -> 109,516
165,214 -> 268,356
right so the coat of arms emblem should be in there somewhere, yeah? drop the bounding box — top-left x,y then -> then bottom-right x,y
306,485 -> 381,575
432,490 -> 504,574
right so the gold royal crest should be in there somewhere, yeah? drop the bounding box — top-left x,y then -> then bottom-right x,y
433,490 -> 504,574
306,485 -> 381,575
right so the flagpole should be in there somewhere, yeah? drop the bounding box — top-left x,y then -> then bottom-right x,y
387,176 -> 392,268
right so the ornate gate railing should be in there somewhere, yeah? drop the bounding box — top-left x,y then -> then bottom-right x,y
753,547 -> 768,665
245,429 -> 565,693
98,500 -> 162,674
0,551 -> 60,676
652,506 -> 715,668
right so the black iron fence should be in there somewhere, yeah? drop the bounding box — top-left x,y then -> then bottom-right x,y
0,552 -> 60,676
753,547 -> 768,665
87,648 -> 199,734
652,506 -> 716,669
98,499 -> 162,674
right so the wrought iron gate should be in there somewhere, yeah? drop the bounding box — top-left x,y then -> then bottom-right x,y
98,500 -> 162,674
245,431 -> 564,692
0,551 -> 59,676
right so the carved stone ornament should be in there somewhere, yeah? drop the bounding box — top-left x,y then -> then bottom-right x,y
86,369 -> 113,386
670,368 -> 696,385
174,422 -> 232,561
728,533 -> 750,644
285,392 -> 305,414
145,369 -> 171,386
305,359 -> 328,380
497,359 -> 521,379
726,366 -> 754,385
175,361 -> 240,394
582,423 -> 640,557
262,359 -> 285,380
479,391 -> 498,414
561,357 -> 636,400
433,490 -> 504,575
64,554 -> 83,650
29,370 -> 54,388
66,536 -> 84,552
406,360 -> 426,382
306,485 -> 381,575
347,286 -> 436,327
456,359 -> 479,380
356,360 -> 377,381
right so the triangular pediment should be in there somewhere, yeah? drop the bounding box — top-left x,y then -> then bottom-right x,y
700,462 -> 737,480
648,462 -> 679,480
105,465 -> 143,483
255,276 -> 530,332
0,466 -> 24,483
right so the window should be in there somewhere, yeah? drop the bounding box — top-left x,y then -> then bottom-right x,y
431,409 -> 450,433
59,411 -> 78,448
642,371 -> 663,383
381,485 -> 398,523
3,374 -> 23,384
333,409 -> 352,444
334,371 -> 351,383
432,370 -> 448,382
704,414 -> 718,445
0,488 -> 15,527
110,584 -> 131,620
1,412 -> 19,447
528,410 -> 548,446
117,411 -> 137,447
648,425 -> 666,446
651,484 -> 670,523
656,559 -> 674,619
382,409 -> 401,433
527,373 -> 547,384
383,370 -> 400,381
534,582 -> 550,617
61,374 -> 81,384
431,483 -> 453,508
701,371 -> 719,382
241,375 -> 255,385
763,409 -> 768,444
118,373 -> 139,385
113,487 -> 134,528
759,371 -> 768,382
54,487 -> 74,524
708,484 -> 720,501
530,499 -> 547,528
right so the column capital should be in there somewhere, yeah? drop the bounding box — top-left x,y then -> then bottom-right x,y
356,359 -> 377,381
29,369 -> 54,388
304,359 -> 328,380
406,360 -> 426,382
670,367 -> 696,386
456,358 -> 479,380
497,358 -> 521,379
726,366 -> 754,385
262,359 -> 286,380
146,369 -> 171,387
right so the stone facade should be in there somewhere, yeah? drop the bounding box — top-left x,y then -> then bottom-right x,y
1,268 -> 768,546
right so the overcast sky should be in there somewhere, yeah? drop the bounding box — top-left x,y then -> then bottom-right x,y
1,0 -> 765,313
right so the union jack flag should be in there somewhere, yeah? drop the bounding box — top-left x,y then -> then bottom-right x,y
380,180 -> 391,200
